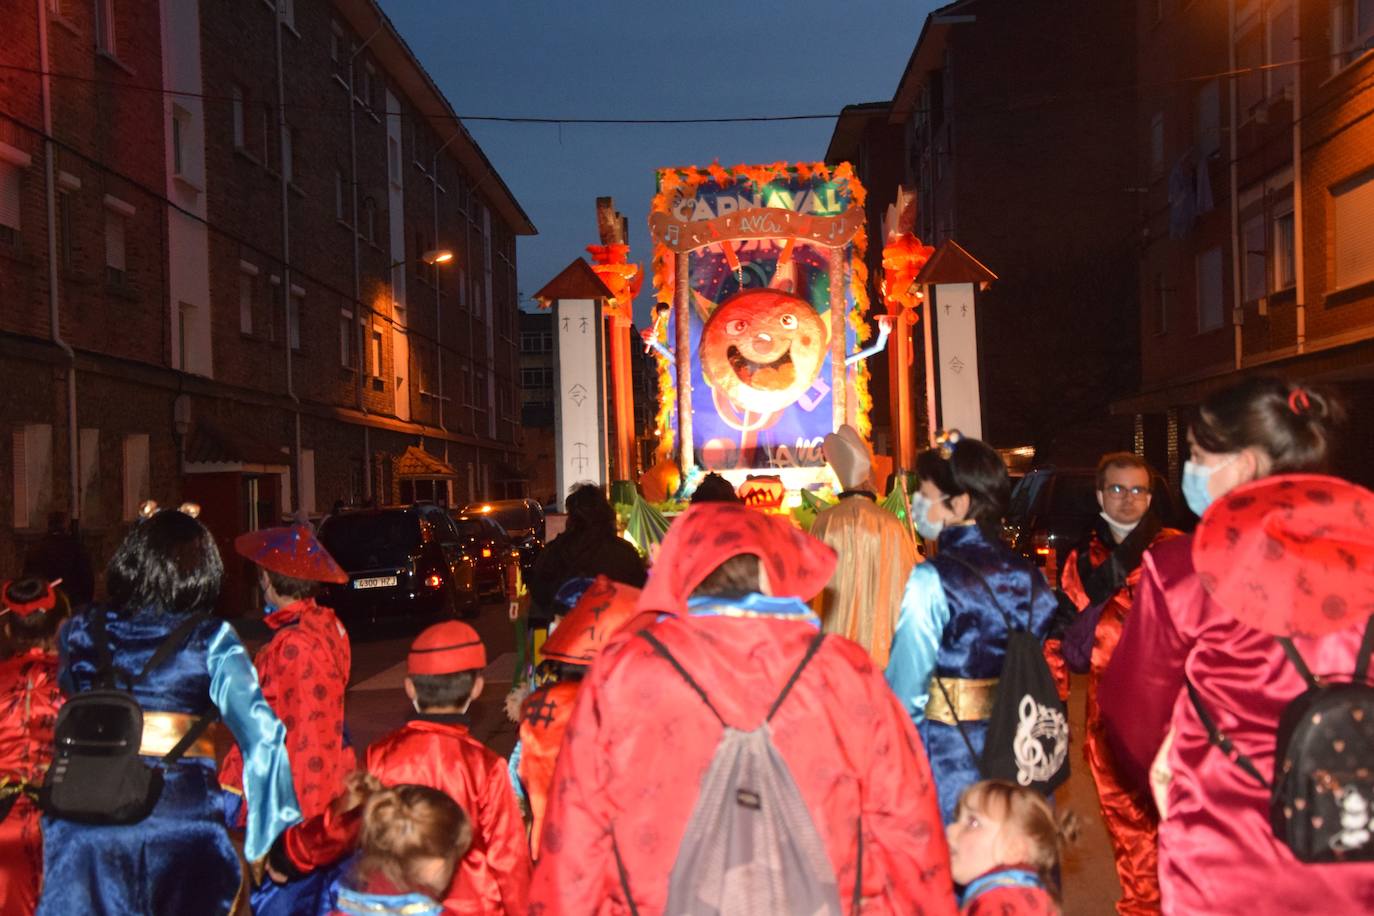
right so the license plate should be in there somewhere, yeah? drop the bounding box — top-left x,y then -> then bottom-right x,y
353,576 -> 397,589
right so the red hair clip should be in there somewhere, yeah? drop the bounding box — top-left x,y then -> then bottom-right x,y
1288,387 -> 1311,415
0,578 -> 62,618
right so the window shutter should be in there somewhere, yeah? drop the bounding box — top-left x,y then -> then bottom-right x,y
12,429 -> 28,528
79,428 -> 100,525
122,433 -> 150,521
1334,175 -> 1374,289
300,449 -> 316,515
0,161 -> 21,231
105,211 -> 125,270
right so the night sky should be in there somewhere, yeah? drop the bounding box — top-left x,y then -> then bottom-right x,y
379,0 -> 941,325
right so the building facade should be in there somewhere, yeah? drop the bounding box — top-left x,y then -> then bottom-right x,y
1,0 -> 534,608
1117,0 -> 1374,489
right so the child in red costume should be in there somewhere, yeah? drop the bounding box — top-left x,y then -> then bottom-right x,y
947,780 -> 1079,915
269,620 -> 533,915
0,578 -> 68,916
515,575 -> 644,856
219,524 -> 355,916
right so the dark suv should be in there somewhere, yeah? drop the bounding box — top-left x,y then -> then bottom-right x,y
1002,466 -> 1180,586
450,513 -> 521,599
318,504 -> 478,625
460,498 -> 545,571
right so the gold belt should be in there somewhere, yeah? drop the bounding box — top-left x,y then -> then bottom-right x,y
926,676 -> 999,725
139,711 -> 220,759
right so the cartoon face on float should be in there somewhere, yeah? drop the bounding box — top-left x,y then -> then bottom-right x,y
698,289 -> 828,416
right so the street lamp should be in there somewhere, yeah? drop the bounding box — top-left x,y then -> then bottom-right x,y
388,249 -> 455,270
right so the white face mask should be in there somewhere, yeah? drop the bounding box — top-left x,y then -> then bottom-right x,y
911,493 -> 946,541
1100,512 -> 1139,542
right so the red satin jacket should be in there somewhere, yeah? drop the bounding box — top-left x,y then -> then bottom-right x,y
518,680 -> 579,858
0,648 -> 62,916
278,716 -> 531,915
221,598 -> 355,819
1101,535 -> 1374,913
529,614 -> 958,915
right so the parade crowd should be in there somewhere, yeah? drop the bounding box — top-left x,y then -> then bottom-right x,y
2,374 -> 1372,915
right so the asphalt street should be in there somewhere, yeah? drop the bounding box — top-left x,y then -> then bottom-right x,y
248,602 -> 1122,913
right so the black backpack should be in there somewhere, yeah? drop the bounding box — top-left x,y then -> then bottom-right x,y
1187,617 -> 1374,863
43,611 -> 219,825
933,553 -> 1071,795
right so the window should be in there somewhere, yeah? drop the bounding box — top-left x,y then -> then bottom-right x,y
1333,171 -> 1374,289
78,428 -> 100,527
1242,214 -> 1267,303
335,169 -> 347,221
1332,0 -> 1374,71
299,448 -> 315,515
340,308 -> 354,367
370,327 -> 383,378
541,332 -> 552,351
1273,208 -> 1296,290
1153,272 -> 1170,335
282,124 -> 294,184
178,301 -> 194,369
12,424 -> 53,529
95,0 -> 116,55
330,19 -> 344,64
56,191 -> 73,271
0,160 -> 21,245
362,196 -> 376,244
105,209 -> 127,285
1196,246 -> 1225,332
388,136 -> 401,187
171,105 -> 195,180
288,287 -> 303,351
122,433 -> 150,522
1194,81 -> 1220,158
520,332 -> 539,352
1149,112 -> 1164,179
1267,3 -> 1296,98
238,262 -> 257,335
1237,24 -> 1264,118
231,85 -> 246,149
361,61 -> 375,110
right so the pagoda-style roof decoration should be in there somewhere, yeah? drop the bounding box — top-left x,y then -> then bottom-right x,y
913,239 -> 998,286
533,258 -> 616,306
394,446 -> 458,479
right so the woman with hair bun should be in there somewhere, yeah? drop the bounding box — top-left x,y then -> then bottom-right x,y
0,578 -> 69,916
886,432 -> 1060,823
1100,376 -> 1374,913
37,505 -> 301,915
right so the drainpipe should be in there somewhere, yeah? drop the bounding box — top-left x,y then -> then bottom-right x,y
38,1 -> 79,525
273,2 -> 302,513
349,22 -> 384,500
1228,0 -> 1243,371
1291,4 -> 1306,354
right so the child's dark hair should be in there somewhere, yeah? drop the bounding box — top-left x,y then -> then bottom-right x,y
1,578 -> 70,650
355,782 -> 472,899
691,554 -> 761,600
958,780 -> 1080,902
409,671 -> 478,710
265,568 -> 317,602
915,436 -> 1010,534
564,484 -> 617,537
536,659 -> 588,683
106,509 -> 223,616
1193,376 -> 1343,473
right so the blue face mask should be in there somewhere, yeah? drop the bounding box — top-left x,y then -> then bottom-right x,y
911,493 -> 946,541
1182,456 -> 1236,517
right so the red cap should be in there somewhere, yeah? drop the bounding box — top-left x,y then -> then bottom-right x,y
1194,474 -> 1374,637
0,579 -> 62,618
542,576 -> 645,666
408,621 -> 487,675
235,525 -> 348,584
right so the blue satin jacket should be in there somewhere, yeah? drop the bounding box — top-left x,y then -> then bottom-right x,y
885,524 -> 1058,820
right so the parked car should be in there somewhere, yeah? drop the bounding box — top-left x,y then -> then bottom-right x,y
450,513 -> 521,599
1002,466 -> 1180,586
460,498 -> 545,571
317,504 -> 479,625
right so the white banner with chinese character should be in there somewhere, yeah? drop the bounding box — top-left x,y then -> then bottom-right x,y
933,282 -> 983,439
554,298 -> 607,509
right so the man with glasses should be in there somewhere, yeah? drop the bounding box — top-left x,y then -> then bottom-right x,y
1054,452 -> 1179,915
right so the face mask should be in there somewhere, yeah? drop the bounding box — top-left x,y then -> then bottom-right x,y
1182,455 -> 1237,517
1100,512 -> 1139,542
912,493 -> 945,541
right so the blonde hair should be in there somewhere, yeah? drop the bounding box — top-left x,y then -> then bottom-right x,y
351,779 -> 473,899
957,780 -> 1080,900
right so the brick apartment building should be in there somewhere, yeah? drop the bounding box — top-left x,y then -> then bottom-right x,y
1116,0 -> 1374,489
828,0 -> 1142,465
1,0 -> 534,608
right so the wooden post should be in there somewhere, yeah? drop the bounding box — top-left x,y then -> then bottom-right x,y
675,251 -> 693,474
829,246 -> 847,430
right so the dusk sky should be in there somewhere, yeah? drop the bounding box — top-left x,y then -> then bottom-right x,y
379,0 -> 943,325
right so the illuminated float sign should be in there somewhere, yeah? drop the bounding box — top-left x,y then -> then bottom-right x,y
647,163 -> 873,486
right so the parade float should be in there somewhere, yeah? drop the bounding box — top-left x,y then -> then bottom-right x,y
642,161 -> 892,507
